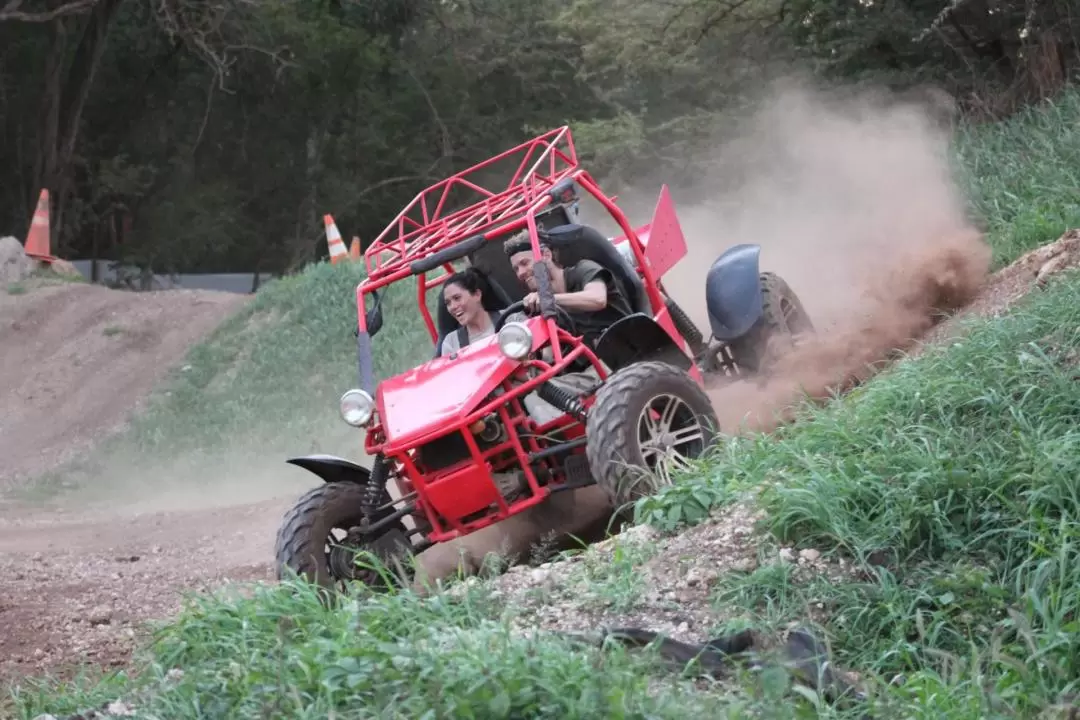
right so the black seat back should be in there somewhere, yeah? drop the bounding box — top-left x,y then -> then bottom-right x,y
467,204 -> 575,303
539,223 -> 651,315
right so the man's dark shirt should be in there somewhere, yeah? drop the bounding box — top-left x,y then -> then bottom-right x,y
561,258 -> 633,346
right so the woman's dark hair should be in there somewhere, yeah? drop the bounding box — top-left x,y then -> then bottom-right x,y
443,266 -> 486,298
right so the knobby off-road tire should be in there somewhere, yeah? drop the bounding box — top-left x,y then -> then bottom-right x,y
729,271 -> 814,374
274,482 -> 408,595
585,361 -> 719,509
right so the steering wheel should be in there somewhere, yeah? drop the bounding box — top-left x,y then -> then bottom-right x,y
494,299 -> 578,337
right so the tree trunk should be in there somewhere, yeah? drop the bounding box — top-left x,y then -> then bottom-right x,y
30,0 -> 125,257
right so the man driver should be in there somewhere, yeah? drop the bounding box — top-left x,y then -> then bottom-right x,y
501,229 -> 634,425
502,229 -> 633,349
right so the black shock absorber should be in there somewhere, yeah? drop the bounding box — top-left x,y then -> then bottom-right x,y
537,381 -> 588,422
363,453 -> 390,524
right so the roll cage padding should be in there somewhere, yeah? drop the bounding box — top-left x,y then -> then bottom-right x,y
539,223 -> 652,316
433,267 -> 515,357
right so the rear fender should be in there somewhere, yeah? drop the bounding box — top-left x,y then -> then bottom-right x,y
594,313 -> 692,373
287,454 -> 371,484
704,243 -> 763,341
643,184 -> 687,278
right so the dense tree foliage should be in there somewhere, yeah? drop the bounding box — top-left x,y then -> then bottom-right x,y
0,0 -> 1075,277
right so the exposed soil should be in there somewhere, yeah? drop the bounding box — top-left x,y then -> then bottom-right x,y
0,280 -> 249,489
0,498 -> 287,682
1,232 -> 1078,690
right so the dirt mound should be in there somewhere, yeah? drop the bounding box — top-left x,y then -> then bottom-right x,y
0,281 -> 249,490
918,228 -> 1080,349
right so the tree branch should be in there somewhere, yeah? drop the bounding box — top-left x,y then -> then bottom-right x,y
0,0 -> 98,22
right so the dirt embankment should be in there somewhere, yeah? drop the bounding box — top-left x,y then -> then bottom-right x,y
0,274 -> 261,681
0,281 -> 249,490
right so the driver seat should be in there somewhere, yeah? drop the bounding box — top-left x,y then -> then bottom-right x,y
433,268 -> 515,357
537,223 -> 652,316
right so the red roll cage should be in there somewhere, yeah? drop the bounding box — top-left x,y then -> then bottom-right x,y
352,126 -> 669,356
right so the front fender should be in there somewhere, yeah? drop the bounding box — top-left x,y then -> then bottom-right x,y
286,454 -> 371,484
704,243 -> 763,341
594,313 -> 692,372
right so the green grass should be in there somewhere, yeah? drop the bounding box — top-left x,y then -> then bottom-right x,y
3,580 -> 744,720
955,88 -> 1080,269
640,267 -> 1080,716
6,86 -> 1080,718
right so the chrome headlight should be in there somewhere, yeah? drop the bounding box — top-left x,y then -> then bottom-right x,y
497,321 -> 533,360
340,389 -> 375,427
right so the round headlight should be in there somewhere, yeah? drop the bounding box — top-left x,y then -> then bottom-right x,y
497,321 -> 533,360
340,389 -> 375,427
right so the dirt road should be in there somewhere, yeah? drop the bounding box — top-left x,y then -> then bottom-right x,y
0,496 -> 293,681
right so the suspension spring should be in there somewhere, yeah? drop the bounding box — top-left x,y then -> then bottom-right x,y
537,381 -> 588,422
363,453 -> 390,524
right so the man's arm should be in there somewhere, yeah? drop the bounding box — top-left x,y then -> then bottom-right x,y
554,279 -> 607,312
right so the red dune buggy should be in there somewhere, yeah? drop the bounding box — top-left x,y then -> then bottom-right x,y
274,127 -> 814,590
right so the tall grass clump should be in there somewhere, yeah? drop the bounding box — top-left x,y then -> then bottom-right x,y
955,87 -> 1080,268
7,579 -> 744,719
675,270 -> 1080,715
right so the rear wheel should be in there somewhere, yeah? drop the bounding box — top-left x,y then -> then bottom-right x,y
585,361 -> 719,508
274,482 -> 411,595
729,271 -> 814,373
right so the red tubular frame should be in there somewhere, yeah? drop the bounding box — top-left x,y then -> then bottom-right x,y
349,126 -> 698,543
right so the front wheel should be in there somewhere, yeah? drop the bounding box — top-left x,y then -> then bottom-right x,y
585,361 -> 719,508
274,482 -> 411,594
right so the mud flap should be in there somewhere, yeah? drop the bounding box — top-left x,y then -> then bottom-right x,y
704,244 -> 764,342
643,185 -> 688,277
287,454 -> 371,485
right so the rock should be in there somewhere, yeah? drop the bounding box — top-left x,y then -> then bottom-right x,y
799,548 -> 821,563
778,547 -> 794,562
529,568 -> 550,584
0,236 -> 33,284
49,258 -> 82,279
106,700 -> 136,716
731,557 -> 757,573
87,604 -> 113,626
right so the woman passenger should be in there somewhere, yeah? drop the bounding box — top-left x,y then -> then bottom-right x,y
439,268 -> 503,356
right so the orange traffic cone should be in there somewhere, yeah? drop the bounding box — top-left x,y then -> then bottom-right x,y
324,214 -> 347,264
349,236 -> 361,261
24,188 -> 56,263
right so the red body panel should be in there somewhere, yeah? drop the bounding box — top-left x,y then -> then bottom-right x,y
375,319 -> 546,450
608,185 -> 687,278
423,461 -> 502,522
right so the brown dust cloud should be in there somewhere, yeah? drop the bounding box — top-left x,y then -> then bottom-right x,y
594,78 -> 994,435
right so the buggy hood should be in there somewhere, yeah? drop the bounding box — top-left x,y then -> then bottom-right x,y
374,333 -> 525,449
